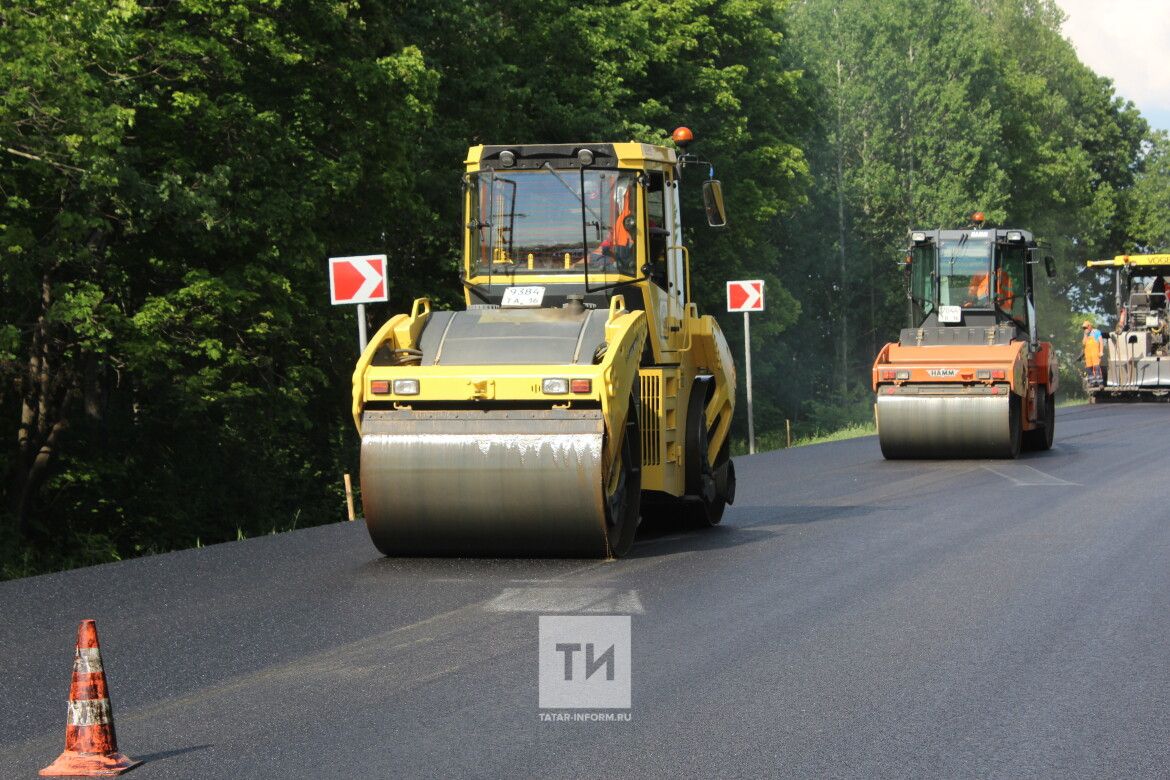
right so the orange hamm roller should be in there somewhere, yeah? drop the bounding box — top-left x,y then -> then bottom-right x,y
872,223 -> 1058,458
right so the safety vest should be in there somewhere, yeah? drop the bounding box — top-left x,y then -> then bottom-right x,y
1083,332 -> 1101,366
612,187 -> 633,246
969,269 -> 1014,307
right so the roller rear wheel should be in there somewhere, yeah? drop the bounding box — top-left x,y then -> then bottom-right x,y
684,439 -> 735,527
683,388 -> 734,527
1022,391 -> 1055,451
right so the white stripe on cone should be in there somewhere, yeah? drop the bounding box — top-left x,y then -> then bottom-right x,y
74,647 -> 103,673
66,699 -> 112,727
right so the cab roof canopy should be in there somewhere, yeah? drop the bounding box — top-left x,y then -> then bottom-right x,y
911,228 -> 1035,242
467,141 -> 677,170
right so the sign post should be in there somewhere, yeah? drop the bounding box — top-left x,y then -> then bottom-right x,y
727,279 -> 765,454
329,254 -> 388,352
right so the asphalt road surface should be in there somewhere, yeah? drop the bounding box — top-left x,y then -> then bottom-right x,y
2,403 -> 1168,778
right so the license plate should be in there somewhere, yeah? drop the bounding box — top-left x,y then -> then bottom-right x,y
501,286 -> 545,307
938,305 -> 962,323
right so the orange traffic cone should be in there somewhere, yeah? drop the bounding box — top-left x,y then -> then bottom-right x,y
40,620 -> 143,777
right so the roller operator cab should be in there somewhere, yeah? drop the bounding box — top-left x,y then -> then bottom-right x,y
351,130 -> 738,558
872,221 -> 1058,458
1085,254 -> 1170,400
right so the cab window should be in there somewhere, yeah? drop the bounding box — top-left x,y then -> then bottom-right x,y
998,244 -> 1027,324
645,172 -> 668,287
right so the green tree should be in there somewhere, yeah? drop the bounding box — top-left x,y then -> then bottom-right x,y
1129,132 -> 1170,253
1,1 -> 142,541
2,0 -> 814,577
1,0 -> 439,574
783,0 -> 1150,416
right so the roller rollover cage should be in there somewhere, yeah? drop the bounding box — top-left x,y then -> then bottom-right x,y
350,133 -> 737,558
872,224 -> 1058,459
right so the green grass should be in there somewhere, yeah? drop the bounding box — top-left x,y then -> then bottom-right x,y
733,420 -> 877,456
792,421 -> 877,446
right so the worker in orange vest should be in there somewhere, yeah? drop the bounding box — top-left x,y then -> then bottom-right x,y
1081,320 -> 1103,385
586,183 -> 635,273
966,268 -> 1014,309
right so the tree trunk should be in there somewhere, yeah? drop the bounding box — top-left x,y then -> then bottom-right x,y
8,270 -> 73,534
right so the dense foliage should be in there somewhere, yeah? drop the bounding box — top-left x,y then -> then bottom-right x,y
1,0 -> 1162,578
781,0 -> 1149,425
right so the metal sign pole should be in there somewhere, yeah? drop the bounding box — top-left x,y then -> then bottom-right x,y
330,254 -> 387,354
744,310 -> 755,455
357,303 -> 368,353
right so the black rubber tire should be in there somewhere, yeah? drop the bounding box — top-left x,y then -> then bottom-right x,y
683,388 -> 730,527
604,393 -> 642,558
1022,391 -> 1056,451
684,381 -> 711,496
715,445 -> 736,506
640,386 -> 734,529
686,439 -> 733,527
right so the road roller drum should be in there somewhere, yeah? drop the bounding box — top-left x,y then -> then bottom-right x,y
876,392 -> 1019,459
360,410 -> 631,556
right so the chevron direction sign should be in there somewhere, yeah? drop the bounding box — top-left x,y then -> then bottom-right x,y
727,279 -> 764,312
329,255 -> 388,305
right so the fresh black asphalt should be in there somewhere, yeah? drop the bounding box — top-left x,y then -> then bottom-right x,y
1,404 -> 1168,778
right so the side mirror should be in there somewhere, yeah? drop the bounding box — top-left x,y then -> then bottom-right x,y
1044,255 -> 1056,278
702,180 -> 727,228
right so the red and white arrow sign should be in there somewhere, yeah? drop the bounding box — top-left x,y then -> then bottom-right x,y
329,255 -> 388,305
727,279 -> 764,312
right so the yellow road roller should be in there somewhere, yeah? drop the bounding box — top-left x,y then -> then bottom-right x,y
351,129 -> 737,557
